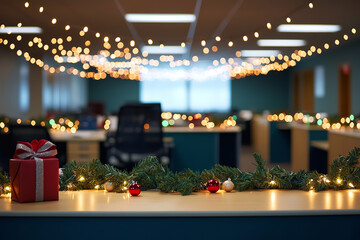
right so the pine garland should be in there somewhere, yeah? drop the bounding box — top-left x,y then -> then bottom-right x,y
1,147 -> 360,196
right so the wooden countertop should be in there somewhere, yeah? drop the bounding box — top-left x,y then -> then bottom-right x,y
290,122 -> 325,131
311,140 -> 329,151
50,126 -> 241,142
1,189 -> 360,217
329,128 -> 360,138
163,126 -> 241,133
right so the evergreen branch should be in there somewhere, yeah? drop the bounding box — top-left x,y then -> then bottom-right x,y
2,147 -> 360,196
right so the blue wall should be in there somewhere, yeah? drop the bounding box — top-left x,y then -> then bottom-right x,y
231,70 -> 291,112
88,70 -> 291,114
88,78 -> 139,114
291,38 -> 360,115
88,38 -> 360,115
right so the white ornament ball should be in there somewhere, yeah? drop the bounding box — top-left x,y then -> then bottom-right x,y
104,182 -> 114,192
222,178 -> 234,192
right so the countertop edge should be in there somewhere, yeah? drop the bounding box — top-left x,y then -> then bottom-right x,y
1,209 -> 360,217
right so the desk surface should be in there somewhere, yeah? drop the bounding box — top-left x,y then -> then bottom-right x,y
1,189 -> 360,217
290,122 -> 325,131
330,128 -> 360,138
311,140 -> 329,151
50,127 -> 241,142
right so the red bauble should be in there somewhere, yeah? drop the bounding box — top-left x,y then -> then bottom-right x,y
129,182 -> 141,196
206,179 -> 220,193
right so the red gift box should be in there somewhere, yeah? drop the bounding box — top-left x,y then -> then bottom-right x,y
10,139 -> 59,203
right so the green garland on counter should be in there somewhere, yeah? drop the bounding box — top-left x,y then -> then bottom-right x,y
1,147 -> 360,196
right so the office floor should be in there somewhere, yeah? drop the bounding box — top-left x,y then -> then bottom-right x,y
239,145 -> 291,172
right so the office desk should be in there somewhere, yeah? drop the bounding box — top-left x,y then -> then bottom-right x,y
328,129 -> 360,171
252,116 -> 291,164
50,127 -> 241,171
290,123 -> 328,172
1,190 -> 360,239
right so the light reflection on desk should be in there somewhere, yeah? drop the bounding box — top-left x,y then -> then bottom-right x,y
1,189 -> 360,217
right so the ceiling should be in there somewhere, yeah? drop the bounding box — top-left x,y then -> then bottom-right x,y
1,0 -> 360,60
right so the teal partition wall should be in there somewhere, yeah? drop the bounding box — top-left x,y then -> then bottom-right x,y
309,130 -> 329,173
164,131 -> 241,172
88,78 -> 139,114
291,38 -> 360,115
165,132 -> 219,171
269,122 -> 291,163
231,70 -> 291,112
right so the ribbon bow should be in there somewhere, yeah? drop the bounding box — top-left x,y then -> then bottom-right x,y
13,139 -> 57,202
14,139 -> 57,160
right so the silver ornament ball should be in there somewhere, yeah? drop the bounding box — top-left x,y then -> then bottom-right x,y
104,182 -> 114,192
222,178 -> 234,192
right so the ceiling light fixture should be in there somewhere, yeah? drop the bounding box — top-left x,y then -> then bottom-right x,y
0,26 -> 43,34
142,45 -> 187,54
241,50 -> 280,57
277,24 -> 341,33
257,39 -> 306,47
125,14 -> 196,23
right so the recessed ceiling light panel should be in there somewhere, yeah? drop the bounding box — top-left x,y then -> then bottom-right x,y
257,39 -> 306,47
142,46 -> 187,54
125,14 -> 196,23
0,26 -> 43,34
241,50 -> 280,57
277,24 -> 341,33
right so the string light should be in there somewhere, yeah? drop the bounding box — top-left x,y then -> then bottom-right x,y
51,18 -> 57,24
39,6 -> 44,13
267,22 -> 272,29
0,2 -> 355,81
24,2 -> 29,8
309,2 -> 314,8
286,17 -> 291,23
254,32 -> 259,38
215,36 -> 221,42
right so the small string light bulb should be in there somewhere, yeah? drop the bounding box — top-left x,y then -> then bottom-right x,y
286,17 -> 291,23
309,2 -> 314,8
267,23 -> 272,30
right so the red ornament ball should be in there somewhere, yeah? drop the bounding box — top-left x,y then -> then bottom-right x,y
129,182 -> 141,196
206,179 -> 220,193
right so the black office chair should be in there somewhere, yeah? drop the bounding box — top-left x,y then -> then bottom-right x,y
0,132 -> 11,172
5,124 -> 66,168
105,103 -> 171,170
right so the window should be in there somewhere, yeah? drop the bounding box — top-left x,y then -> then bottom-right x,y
140,68 -> 231,112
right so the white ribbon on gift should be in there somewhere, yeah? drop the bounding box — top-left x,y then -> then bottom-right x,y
15,141 -> 57,201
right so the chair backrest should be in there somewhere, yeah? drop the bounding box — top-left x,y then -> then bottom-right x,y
0,125 -> 52,172
8,124 -> 52,155
116,103 -> 163,154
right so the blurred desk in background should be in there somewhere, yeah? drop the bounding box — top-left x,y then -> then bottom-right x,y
291,123 -> 328,173
328,129 -> 360,172
50,126 -> 241,171
252,115 -> 291,164
164,126 -> 241,171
